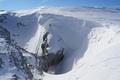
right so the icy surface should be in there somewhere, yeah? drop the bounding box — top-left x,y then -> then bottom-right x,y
0,7 -> 120,80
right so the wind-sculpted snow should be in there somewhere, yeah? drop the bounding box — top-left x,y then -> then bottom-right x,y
0,12 -> 41,53
43,20 -> 120,80
38,14 -> 103,74
0,7 -> 120,80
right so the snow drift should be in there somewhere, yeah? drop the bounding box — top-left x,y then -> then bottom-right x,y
0,7 -> 120,80
38,14 -> 103,74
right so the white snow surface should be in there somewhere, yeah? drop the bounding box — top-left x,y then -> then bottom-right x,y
0,7 -> 120,80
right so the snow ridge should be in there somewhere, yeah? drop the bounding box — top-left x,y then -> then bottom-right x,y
0,7 -> 120,80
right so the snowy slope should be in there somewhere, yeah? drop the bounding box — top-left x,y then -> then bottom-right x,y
0,7 -> 120,80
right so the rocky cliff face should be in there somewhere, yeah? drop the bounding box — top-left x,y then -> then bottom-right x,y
0,24 -> 64,80
1,7 -> 120,80
0,25 -> 34,80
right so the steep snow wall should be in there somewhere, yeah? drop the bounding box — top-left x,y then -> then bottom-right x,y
1,8 -> 120,80
43,22 -> 120,80
0,8 -> 120,80
38,14 -> 103,74
43,19 -> 120,80
0,12 -> 103,74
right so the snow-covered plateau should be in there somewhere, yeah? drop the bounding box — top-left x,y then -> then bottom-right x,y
0,7 -> 120,80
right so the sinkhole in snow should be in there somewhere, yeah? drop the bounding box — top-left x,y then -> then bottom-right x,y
3,13 -> 103,74
39,14 -> 103,74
